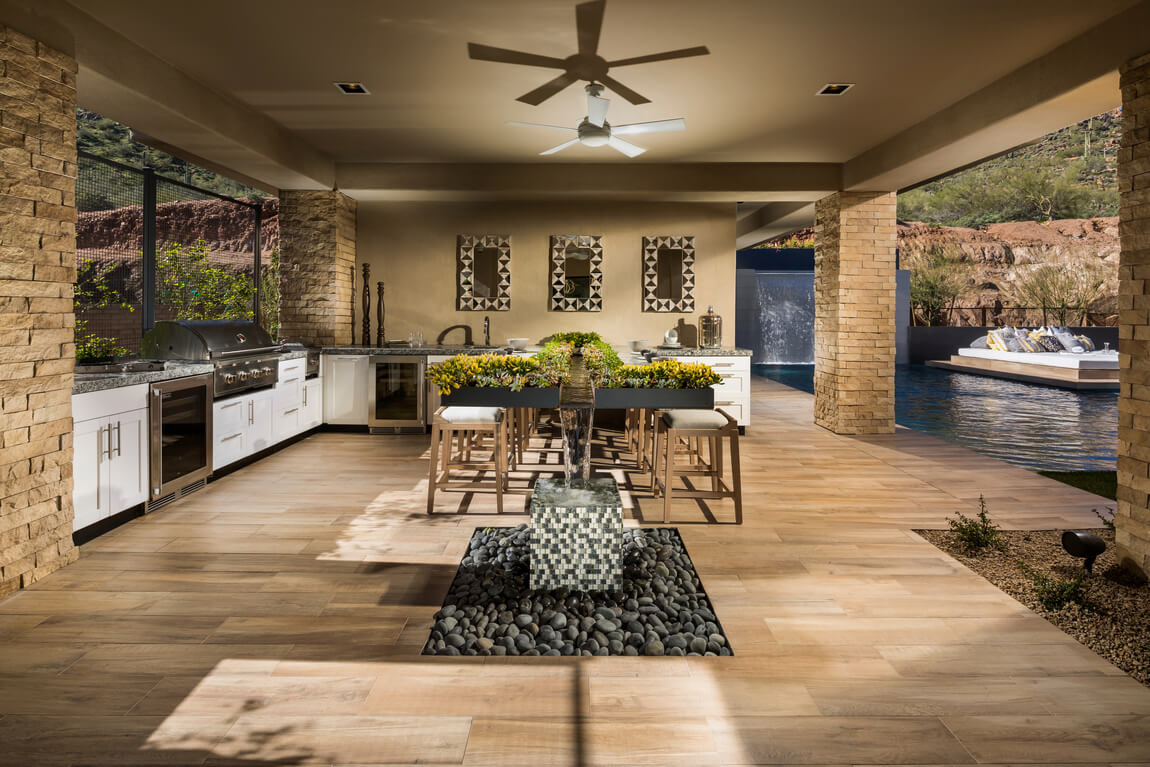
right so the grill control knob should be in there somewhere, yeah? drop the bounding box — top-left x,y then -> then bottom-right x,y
262,367 -> 273,377
237,371 -> 249,382
223,373 -> 236,384
250,369 -> 261,379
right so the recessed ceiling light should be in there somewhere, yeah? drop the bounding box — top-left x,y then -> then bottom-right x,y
817,83 -> 854,96
334,82 -> 370,95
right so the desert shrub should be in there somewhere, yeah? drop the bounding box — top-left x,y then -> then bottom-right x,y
906,244 -> 971,326
1019,562 -> 1087,611
948,495 -> 1005,552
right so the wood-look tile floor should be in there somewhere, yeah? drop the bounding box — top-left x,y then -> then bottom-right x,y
2,377 -> 1147,766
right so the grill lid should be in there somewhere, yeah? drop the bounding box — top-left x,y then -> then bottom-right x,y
142,320 -> 279,360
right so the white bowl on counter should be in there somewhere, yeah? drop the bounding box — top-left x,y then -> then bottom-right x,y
507,337 -> 530,350
629,339 -> 649,352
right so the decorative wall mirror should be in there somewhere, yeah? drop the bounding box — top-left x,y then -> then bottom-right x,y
642,235 -> 695,312
550,234 -> 603,311
457,234 -> 511,311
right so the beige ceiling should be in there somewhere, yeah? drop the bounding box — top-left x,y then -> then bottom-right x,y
65,0 -> 1134,165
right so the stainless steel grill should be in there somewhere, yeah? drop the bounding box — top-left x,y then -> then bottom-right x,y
142,320 -> 282,397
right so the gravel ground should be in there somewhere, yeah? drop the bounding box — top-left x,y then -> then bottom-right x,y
918,526 -> 1150,686
423,525 -> 732,657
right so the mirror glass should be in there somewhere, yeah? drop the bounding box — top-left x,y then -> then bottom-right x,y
563,247 -> 594,299
472,246 -> 500,298
655,248 -> 684,301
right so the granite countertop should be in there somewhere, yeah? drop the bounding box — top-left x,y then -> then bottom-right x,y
73,361 -> 214,395
323,345 -> 505,355
644,347 -> 752,357
279,349 -> 309,360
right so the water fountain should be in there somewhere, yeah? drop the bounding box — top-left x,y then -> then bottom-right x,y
752,272 -> 814,364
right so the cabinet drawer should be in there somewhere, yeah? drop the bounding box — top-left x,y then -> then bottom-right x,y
713,401 -> 744,424
73,384 -> 148,422
278,358 -> 305,379
214,396 -> 246,437
713,373 -> 745,395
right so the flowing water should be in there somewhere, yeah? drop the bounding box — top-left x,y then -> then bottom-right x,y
749,272 -> 815,364
754,364 -> 1118,472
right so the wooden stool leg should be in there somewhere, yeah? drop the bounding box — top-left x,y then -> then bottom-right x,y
495,420 -> 505,514
427,424 -> 441,514
729,429 -> 743,525
711,435 -> 721,493
663,427 -> 676,523
650,418 -> 662,496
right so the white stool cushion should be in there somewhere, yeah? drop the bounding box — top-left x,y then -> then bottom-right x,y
661,409 -> 727,430
439,406 -> 502,424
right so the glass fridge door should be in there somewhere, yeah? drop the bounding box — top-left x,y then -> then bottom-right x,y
159,384 -> 209,484
369,356 -> 425,428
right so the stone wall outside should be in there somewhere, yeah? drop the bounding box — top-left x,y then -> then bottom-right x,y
813,191 -> 897,435
0,25 -> 79,596
1116,51 -> 1150,578
278,190 -> 356,347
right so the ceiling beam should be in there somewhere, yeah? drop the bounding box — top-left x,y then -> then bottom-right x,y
735,202 -> 814,249
0,0 -> 335,191
335,163 -> 841,201
844,0 -> 1150,192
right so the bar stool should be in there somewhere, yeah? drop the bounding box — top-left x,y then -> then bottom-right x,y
651,408 -> 743,524
427,406 -> 510,514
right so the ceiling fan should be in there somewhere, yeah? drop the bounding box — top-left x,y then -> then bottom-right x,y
509,83 -> 685,157
468,0 -> 709,106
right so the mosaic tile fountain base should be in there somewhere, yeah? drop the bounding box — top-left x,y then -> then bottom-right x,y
529,477 -> 623,591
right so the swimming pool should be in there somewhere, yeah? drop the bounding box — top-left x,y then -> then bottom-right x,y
753,364 -> 1118,472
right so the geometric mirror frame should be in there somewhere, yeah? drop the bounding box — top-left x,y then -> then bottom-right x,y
642,235 -> 695,312
549,234 -> 603,312
457,234 -> 511,311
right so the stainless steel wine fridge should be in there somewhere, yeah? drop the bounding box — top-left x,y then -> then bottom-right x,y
367,355 -> 426,433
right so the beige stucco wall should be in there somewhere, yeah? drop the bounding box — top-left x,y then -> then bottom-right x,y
355,201 -> 737,348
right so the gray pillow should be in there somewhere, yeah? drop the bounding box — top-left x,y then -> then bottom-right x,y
1054,332 -> 1084,353
970,336 -> 989,349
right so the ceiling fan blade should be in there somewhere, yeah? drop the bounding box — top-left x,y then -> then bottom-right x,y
507,121 -> 577,132
540,138 -> 581,156
608,45 -> 710,68
467,43 -> 567,69
599,75 -> 650,105
611,118 -> 685,135
576,0 -> 606,55
587,94 -> 610,127
607,136 -> 646,158
517,72 -> 579,105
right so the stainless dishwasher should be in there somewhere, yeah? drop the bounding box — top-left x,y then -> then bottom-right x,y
367,355 -> 426,433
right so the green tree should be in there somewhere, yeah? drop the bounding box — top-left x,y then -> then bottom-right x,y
906,244 -> 971,326
156,239 -> 280,338
1008,256 -> 1108,326
74,258 -> 134,362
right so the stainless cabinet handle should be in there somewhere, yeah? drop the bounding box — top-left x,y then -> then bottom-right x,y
104,424 -> 114,460
302,387 -> 308,406
284,408 -> 299,415
114,421 -> 122,457
248,401 -> 254,425
95,426 -> 102,508
220,432 -> 242,443
221,400 -> 241,410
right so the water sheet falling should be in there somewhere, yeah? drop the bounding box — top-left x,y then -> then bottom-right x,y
753,272 -> 814,364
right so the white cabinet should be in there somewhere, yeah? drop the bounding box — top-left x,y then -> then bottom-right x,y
72,385 -> 149,531
273,358 -> 306,442
301,378 -> 323,430
655,354 -> 752,427
324,354 -> 368,425
212,389 -> 274,471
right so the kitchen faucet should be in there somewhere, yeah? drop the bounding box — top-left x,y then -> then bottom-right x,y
483,316 -> 490,346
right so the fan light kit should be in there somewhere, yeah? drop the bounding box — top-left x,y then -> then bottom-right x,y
509,83 -> 685,158
468,0 -> 708,106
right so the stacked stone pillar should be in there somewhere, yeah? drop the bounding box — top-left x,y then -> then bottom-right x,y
0,26 -> 79,596
278,190 -> 357,347
1116,52 -> 1150,579
813,191 -> 897,435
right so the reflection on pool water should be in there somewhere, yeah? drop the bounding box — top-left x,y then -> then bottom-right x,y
753,364 -> 1117,472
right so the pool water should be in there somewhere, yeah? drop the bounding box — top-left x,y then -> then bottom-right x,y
753,364 -> 1118,472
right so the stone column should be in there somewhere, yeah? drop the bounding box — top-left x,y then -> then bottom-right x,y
813,191 -> 897,435
1116,52 -> 1150,579
0,25 -> 79,596
278,190 -> 356,347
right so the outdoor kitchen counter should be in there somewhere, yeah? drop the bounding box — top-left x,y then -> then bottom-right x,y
643,347 -> 753,357
322,345 -> 505,355
72,361 -> 215,395
72,349 -> 310,395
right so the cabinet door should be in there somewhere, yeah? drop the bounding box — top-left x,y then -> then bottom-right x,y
273,377 -> 302,442
73,418 -> 109,530
323,355 -> 368,425
108,408 -> 148,512
246,390 -> 274,456
301,379 -> 323,429
213,397 -> 247,470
